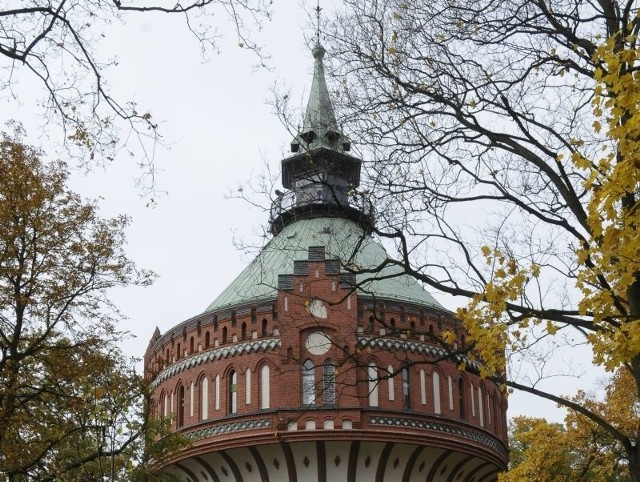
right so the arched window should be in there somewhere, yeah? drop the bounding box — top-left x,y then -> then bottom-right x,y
241,322 -> 247,341
323,359 -> 336,405
222,326 -> 228,344
367,315 -> 374,332
200,377 -> 209,420
402,365 -> 411,409
215,374 -> 220,411
160,390 -> 167,417
213,315 -> 219,332
205,331 -> 210,348
228,370 -> 237,414
231,311 -> 237,328
260,365 -> 270,409
245,368 -> 251,404
251,307 -> 257,324
387,365 -> 395,401
302,359 -> 315,405
420,369 -> 427,405
478,385 -> 484,427
458,378 -> 466,420
261,319 -> 268,337
368,363 -> 379,407
433,371 -> 441,414
189,381 -> 194,417
177,384 -> 185,427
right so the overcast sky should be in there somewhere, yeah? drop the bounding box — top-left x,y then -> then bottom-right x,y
1,1 -> 602,422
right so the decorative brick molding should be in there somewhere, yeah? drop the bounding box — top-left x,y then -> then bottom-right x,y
152,338 -> 281,388
187,418 -> 272,441
356,336 -> 481,371
369,416 -> 506,456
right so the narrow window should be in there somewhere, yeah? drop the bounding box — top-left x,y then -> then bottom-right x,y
261,319 -> 268,337
190,336 -> 194,353
368,363 -> 379,407
387,365 -> 395,401
272,303 -> 278,321
471,382 -> 476,416
161,391 -> 167,417
241,322 -> 247,341
323,359 -> 336,405
478,385 -> 484,427
215,374 -> 220,411
176,343 -> 181,360
251,307 -> 257,324
205,331 -> 210,348
433,372 -> 441,414
420,369 -> 426,405
261,365 -> 270,409
459,378 -> 466,420
402,365 -> 411,409
213,315 -> 219,332
177,384 -> 185,427
302,359 -> 315,405
246,368 -> 251,404
228,370 -> 237,414
222,326 -> 228,344
231,311 -> 237,328
200,377 -> 209,420
189,381 -> 194,417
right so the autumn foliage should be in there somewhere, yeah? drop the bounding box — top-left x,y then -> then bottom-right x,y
0,126 -> 182,480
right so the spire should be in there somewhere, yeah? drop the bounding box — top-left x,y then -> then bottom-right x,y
291,43 -> 350,154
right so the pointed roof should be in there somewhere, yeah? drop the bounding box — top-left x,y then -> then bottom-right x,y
291,43 -> 350,154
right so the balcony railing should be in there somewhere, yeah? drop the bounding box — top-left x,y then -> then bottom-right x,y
269,189 -> 375,234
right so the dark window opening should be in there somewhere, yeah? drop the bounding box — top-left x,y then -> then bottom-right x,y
459,378 -> 466,420
178,385 -> 185,427
241,322 -> 247,341
222,327 -> 228,344
261,319 -> 268,337
402,366 -> 411,409
323,359 -> 336,405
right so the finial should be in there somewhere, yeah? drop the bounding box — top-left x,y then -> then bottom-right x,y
315,0 -> 322,45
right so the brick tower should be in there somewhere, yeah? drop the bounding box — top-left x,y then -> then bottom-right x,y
144,42 -> 509,482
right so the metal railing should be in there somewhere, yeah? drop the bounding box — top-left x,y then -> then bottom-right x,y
269,189 -> 375,233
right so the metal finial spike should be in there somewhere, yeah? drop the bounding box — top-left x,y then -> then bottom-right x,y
315,0 -> 322,44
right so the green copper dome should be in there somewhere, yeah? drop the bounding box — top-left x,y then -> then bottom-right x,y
204,217 -> 442,313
